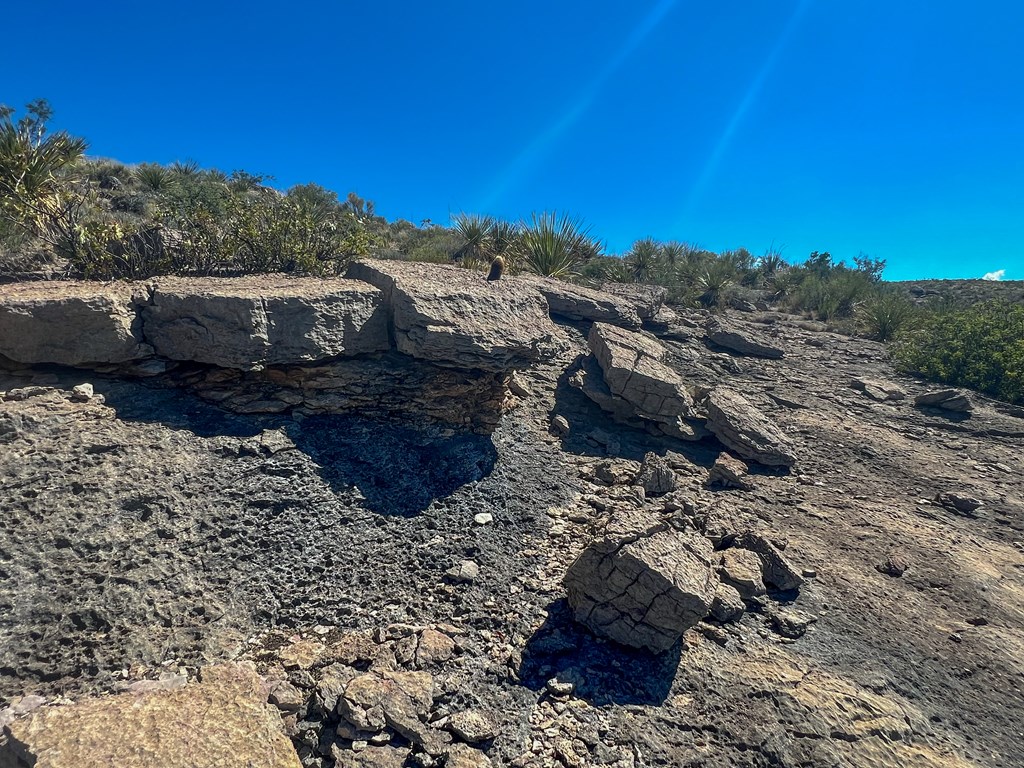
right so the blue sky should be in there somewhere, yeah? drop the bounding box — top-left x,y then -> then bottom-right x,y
3,1 -> 1022,280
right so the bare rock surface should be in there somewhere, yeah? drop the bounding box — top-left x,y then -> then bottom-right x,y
702,386 -> 797,466
518,276 -> 641,328
143,276 -> 389,369
1,663 -> 300,768
707,452 -> 753,490
563,508 -> 717,652
850,377 -> 906,402
348,259 -> 558,371
0,281 -> 151,366
705,316 -> 784,359
599,282 -> 667,319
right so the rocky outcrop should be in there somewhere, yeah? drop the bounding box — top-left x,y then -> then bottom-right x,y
563,508 -> 717,653
0,282 -> 151,366
702,387 -> 796,466
0,663 -> 300,768
143,276 -> 389,369
707,453 -> 754,490
735,531 -> 804,591
518,276 -> 641,328
348,259 -> 558,371
635,452 -> 677,495
914,388 -> 973,412
599,283 -> 667,320
705,317 -> 784,359
180,352 -> 509,432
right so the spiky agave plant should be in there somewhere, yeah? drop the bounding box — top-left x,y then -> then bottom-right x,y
517,212 -> 596,278
698,257 -> 738,308
857,291 -> 917,341
170,159 -> 201,177
450,212 -> 495,269
625,237 -> 662,282
133,164 -> 178,193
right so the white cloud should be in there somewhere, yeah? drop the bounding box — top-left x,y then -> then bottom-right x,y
982,269 -> 1006,281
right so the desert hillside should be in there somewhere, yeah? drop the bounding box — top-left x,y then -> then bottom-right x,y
1,261 -> 1022,767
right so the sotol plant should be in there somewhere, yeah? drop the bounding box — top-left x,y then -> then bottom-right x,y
517,212 -> 597,278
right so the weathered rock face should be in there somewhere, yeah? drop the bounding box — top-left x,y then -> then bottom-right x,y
705,317 -> 784,359
563,508 -> 717,653
599,283 -> 667,320
518,276 -> 642,328
635,452 -> 677,496
143,276 -> 389,369
702,387 -> 797,466
348,260 -> 558,371
178,352 -> 509,432
850,377 -> 906,402
0,663 -> 300,768
0,282 -> 151,366
707,452 -> 754,490
736,531 -> 804,591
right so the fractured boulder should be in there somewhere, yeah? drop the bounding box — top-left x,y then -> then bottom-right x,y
519,275 -> 642,328
563,508 -> 717,653
914,388 -> 973,412
599,282 -> 668,320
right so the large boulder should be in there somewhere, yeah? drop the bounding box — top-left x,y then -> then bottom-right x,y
599,283 -> 667,320
518,275 -> 641,328
705,317 -> 783,359
0,282 -> 151,366
702,387 -> 796,467
0,664 -> 301,768
348,260 -> 558,371
143,276 -> 389,369
563,508 -> 717,653
588,322 -> 696,424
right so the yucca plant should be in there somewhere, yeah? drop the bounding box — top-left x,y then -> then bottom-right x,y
450,212 -> 494,269
857,292 -> 917,341
170,159 -> 201,177
517,211 -> 595,278
133,164 -> 178,193
698,258 -> 738,308
625,237 -> 662,282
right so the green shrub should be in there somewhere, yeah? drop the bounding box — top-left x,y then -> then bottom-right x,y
516,212 -> 597,278
892,300 -> 1024,405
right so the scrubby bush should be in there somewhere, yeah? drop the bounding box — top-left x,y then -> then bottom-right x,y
857,291 -> 917,341
892,301 -> 1024,405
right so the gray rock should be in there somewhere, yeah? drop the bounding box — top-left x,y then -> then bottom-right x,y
588,323 -> 696,424
935,492 -> 983,515
736,531 -> 804,591
702,388 -> 796,467
705,317 -> 784,359
519,275 -> 642,328
635,452 -> 677,496
914,388 -> 973,412
768,608 -> 817,639
599,282 -> 668,320
473,513 -> 493,525
143,276 -> 389,370
551,415 -> 571,436
0,282 -> 152,366
707,453 -> 754,490
348,259 -> 558,371
710,583 -> 746,622
445,560 -> 479,584
850,378 -> 906,402
563,508 -> 717,653
70,383 -> 95,402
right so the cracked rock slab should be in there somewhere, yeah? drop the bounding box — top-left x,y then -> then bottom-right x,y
563,508 -> 717,653
587,322 -> 696,425
705,317 -> 784,359
143,276 -> 389,369
703,387 -> 796,467
0,663 -> 300,768
347,259 -> 558,372
599,282 -> 668,320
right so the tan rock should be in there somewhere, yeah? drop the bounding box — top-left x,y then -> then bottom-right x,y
703,387 -> 796,467
519,275 -> 642,328
347,259 -> 558,371
0,281 -> 151,366
1,663 -> 300,768
144,276 -> 388,369
719,548 -> 767,597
